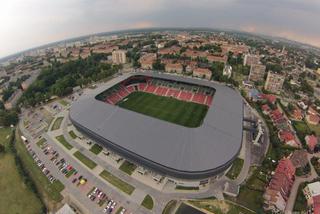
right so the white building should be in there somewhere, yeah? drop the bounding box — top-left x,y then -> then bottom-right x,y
112,50 -> 127,64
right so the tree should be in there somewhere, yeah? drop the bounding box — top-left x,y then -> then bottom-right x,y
0,144 -> 4,153
152,60 -> 165,71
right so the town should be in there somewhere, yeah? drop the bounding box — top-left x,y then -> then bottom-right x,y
0,29 -> 320,214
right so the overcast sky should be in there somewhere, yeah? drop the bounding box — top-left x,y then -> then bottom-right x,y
0,0 -> 320,58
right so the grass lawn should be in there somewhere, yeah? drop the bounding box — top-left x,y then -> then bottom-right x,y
293,182 -> 308,212
226,158 -> 244,180
68,130 -> 78,139
292,121 -> 312,143
225,167 -> 266,212
59,99 -> 69,106
0,128 -> 44,214
56,135 -> 73,150
15,129 -> 64,209
99,170 -> 135,195
308,123 -> 320,136
141,194 -> 154,210
117,91 -> 208,128
162,200 -> 177,214
89,144 -> 103,155
119,160 -> 137,175
36,138 -> 47,148
51,117 -> 64,131
73,151 -> 97,169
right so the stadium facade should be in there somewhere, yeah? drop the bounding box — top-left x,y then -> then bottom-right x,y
69,71 -> 244,183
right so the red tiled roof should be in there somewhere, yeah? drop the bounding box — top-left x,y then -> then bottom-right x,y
261,94 -> 277,104
313,195 -> 320,214
278,130 -> 295,142
306,135 -> 318,152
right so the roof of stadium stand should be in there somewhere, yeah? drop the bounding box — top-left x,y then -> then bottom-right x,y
69,71 -> 244,179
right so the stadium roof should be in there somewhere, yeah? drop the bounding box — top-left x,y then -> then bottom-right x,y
69,71 -> 244,179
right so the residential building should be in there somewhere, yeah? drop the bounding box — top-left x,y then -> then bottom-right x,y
278,130 -> 300,148
306,114 -> 320,125
158,46 -> 181,55
305,135 -> 318,153
289,150 -> 308,168
193,68 -> 212,80
264,72 -> 285,94
139,53 -> 157,70
249,64 -> 266,82
243,54 -> 260,66
165,63 -> 183,73
112,50 -> 127,64
263,158 -> 296,212
4,89 -> 23,110
207,55 -> 228,64
223,65 -> 232,78
291,108 -> 304,121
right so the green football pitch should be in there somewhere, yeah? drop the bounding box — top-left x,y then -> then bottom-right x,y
117,91 -> 208,128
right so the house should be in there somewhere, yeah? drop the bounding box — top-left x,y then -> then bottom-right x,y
305,135 -> 318,153
263,158 -> 296,212
262,104 -> 271,115
289,150 -> 308,168
207,55 -> 228,64
306,114 -> 320,125
312,195 -> 320,214
139,53 -> 157,70
165,63 -> 183,73
193,68 -> 212,80
261,94 -> 277,104
158,46 -> 181,55
183,49 -> 208,59
278,130 -> 300,147
291,108 -> 304,121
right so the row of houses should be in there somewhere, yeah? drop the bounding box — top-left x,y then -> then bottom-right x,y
264,150 -> 309,212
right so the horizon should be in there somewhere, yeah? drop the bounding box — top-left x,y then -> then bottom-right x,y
1,0 -> 320,59
0,27 -> 319,61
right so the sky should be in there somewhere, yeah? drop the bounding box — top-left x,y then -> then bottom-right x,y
0,0 -> 320,58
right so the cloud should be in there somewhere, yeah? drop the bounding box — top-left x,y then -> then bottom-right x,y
0,0 -> 319,58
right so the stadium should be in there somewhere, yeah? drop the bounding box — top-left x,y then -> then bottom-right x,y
69,72 -> 244,180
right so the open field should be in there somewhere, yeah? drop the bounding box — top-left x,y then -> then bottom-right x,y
188,199 -> 255,214
99,170 -> 135,195
56,135 -> 73,150
89,144 -> 103,155
15,129 -> 64,209
141,195 -> 154,210
73,151 -> 97,169
119,160 -> 137,175
51,117 -> 64,131
0,128 -> 44,214
117,92 -> 208,128
226,158 -> 244,180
